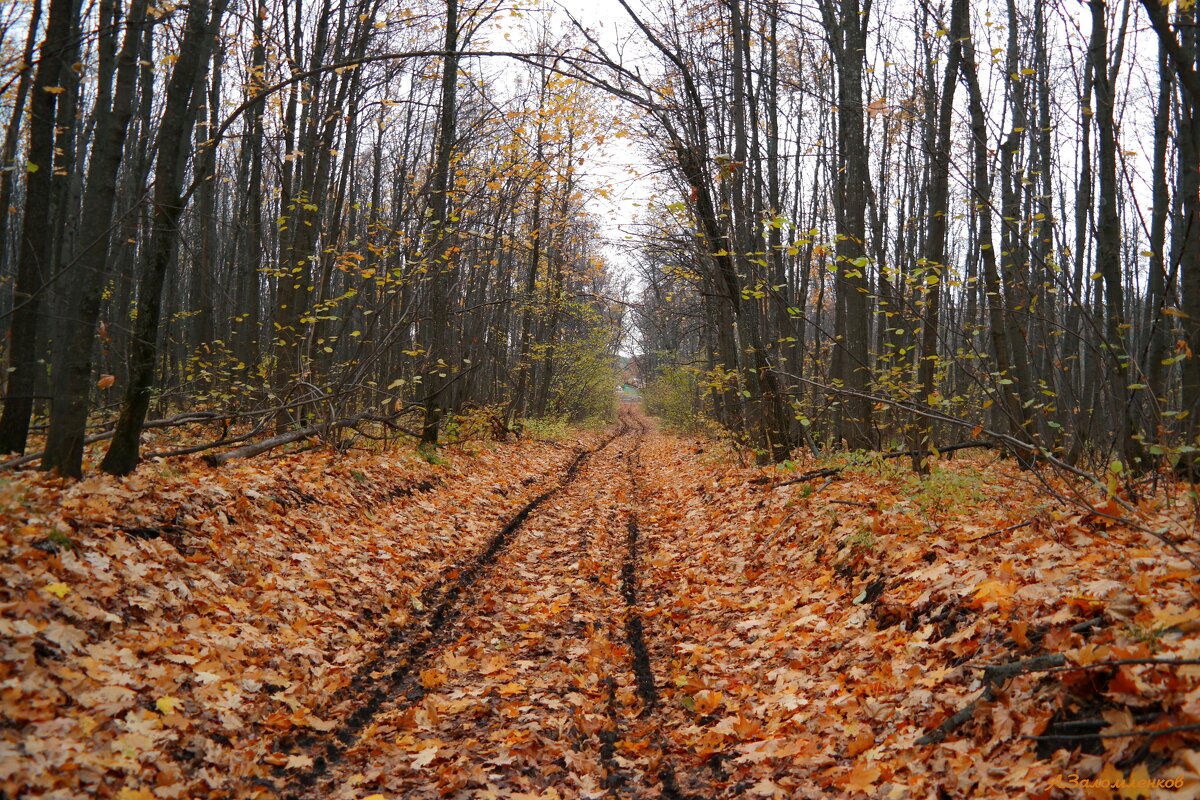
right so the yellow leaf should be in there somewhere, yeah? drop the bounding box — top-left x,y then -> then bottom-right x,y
693,689 -> 723,715
846,728 -> 874,757
156,696 -> 183,715
26,162 -> 37,173
44,582 -> 70,598
42,85 -> 65,94
115,789 -> 155,800
1122,765 -> 1153,800
970,579 -> 1016,609
361,795 -> 388,800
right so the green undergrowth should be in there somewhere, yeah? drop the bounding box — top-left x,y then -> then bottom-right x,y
775,448 -> 992,515
518,416 -> 571,441
642,366 -> 713,435
903,464 -> 988,514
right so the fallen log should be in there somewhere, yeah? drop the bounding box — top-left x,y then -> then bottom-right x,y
202,421 -> 336,467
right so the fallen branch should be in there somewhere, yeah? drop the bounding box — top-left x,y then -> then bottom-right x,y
1025,722 -> 1200,741
966,517 -> 1038,542
1016,656 -> 1200,675
1,411 -> 228,470
916,684 -> 997,746
772,467 -> 840,487
1069,616 -> 1106,635
916,631 -> 1103,746
980,653 -> 1066,684
145,419 -> 270,460
202,420 -> 344,467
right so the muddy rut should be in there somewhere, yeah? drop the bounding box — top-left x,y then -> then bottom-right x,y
262,407 -> 686,799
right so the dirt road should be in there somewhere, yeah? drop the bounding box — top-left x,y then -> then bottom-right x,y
266,407 -> 690,799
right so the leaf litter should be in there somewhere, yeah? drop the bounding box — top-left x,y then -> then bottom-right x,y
1,409 -> 1199,799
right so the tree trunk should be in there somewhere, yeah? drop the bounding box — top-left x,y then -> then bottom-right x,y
912,0 -> 963,472
0,0 -> 82,454
420,0 -> 460,446
42,0 -> 150,476
1090,0 -> 1142,467
819,0 -> 874,449
101,0 -> 227,474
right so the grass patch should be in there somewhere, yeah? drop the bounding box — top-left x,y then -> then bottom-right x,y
518,416 -> 570,441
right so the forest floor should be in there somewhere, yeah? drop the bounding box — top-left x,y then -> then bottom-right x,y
2,404 -> 1199,799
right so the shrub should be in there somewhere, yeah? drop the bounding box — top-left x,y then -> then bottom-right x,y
519,416 -> 570,441
905,466 -> 987,514
544,324 -> 618,424
443,404 -> 507,443
643,365 -> 708,433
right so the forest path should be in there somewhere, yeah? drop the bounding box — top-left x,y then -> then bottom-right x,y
10,401 -> 1193,799
276,405 -> 693,799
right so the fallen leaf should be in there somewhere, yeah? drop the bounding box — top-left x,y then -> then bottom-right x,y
115,789 -> 155,800
410,745 -> 438,769
748,778 -> 784,797
43,621 -> 87,653
844,760 -> 881,793
156,696 -> 183,715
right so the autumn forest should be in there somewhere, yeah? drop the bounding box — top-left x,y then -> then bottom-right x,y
2,0 -> 1200,796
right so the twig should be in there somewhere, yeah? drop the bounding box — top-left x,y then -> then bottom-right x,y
918,653 -> 1067,745
1025,722 -> 1200,741
1070,616 -> 1106,634
772,467 -> 840,487
918,643 -> 1198,746
813,476 -> 836,496
966,517 -> 1037,542
916,684 -> 997,746
778,372 -> 1200,572
916,647 -> 1096,746
1027,657 -> 1200,675
980,653 -> 1066,684
748,476 -> 837,561
144,419 -> 269,459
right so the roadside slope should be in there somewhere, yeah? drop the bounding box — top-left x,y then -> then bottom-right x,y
0,434 -> 591,798
633,429 -> 1199,798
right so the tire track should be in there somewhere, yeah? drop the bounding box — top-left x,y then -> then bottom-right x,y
618,409 -> 692,800
267,425 -> 629,798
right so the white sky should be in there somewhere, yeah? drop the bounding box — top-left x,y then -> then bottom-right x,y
479,0 -> 1167,328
